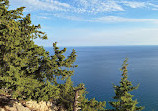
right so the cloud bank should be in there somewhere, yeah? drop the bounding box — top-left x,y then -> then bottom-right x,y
10,0 -> 158,23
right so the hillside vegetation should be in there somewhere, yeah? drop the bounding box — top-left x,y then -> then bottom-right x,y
0,0 -> 143,111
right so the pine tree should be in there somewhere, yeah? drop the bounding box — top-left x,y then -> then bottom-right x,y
0,0 -> 77,101
109,58 -> 144,111
0,0 -> 106,110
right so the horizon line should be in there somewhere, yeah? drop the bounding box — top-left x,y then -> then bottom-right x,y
43,44 -> 158,48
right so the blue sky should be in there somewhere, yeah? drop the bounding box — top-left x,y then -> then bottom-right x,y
9,0 -> 158,46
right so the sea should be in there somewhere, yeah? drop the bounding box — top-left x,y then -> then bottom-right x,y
45,46 -> 158,111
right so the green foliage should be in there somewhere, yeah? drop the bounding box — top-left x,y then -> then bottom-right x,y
0,1 -> 106,110
75,84 -> 106,111
58,77 -> 74,110
58,77 -> 106,110
109,58 -> 144,111
0,0 -> 77,101
80,98 -> 106,111
0,1 -> 144,111
32,81 -> 60,102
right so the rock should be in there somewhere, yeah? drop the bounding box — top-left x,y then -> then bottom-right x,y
0,108 -> 5,111
3,102 -> 30,111
25,100 -> 56,111
0,95 -> 67,111
26,101 -> 44,110
15,103 -> 30,111
4,105 -> 17,111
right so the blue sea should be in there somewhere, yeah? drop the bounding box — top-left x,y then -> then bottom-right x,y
45,46 -> 158,111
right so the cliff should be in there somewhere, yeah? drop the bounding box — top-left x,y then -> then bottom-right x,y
0,95 -> 66,111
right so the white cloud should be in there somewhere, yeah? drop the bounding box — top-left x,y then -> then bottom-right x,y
148,3 -> 158,10
73,0 -> 124,13
10,0 -> 158,13
10,0 -> 72,12
10,0 -> 124,14
53,14 -> 85,21
36,16 -> 50,19
43,13 -> 158,23
120,1 -> 158,10
121,1 -> 146,8
93,16 -> 158,23
9,0 -> 158,23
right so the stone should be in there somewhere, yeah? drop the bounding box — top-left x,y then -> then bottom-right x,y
0,108 -> 5,111
14,103 -> 30,111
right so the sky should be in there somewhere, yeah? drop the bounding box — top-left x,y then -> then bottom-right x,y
9,0 -> 158,47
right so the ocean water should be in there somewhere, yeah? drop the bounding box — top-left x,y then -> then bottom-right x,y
45,46 -> 158,111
